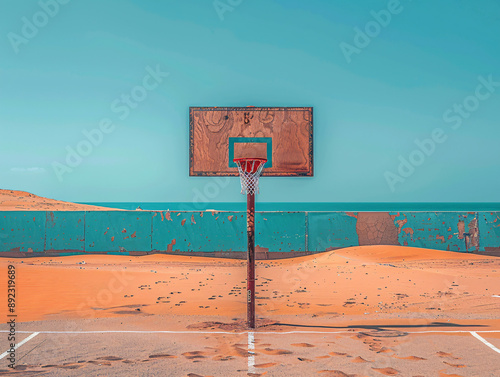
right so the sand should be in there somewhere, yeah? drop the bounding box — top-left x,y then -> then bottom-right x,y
0,190 -> 119,211
0,246 -> 499,376
1,246 -> 498,323
1,192 -> 499,375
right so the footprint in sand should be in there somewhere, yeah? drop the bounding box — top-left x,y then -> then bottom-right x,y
329,351 -> 351,357
97,356 -> 123,361
317,370 -> 355,377
351,356 -> 370,363
87,360 -> 112,366
436,351 -> 460,359
149,354 -> 177,359
259,348 -> 292,355
443,361 -> 466,368
393,355 -> 426,361
182,351 -> 207,360
291,343 -> 315,347
438,372 -> 464,377
212,355 -> 234,361
42,363 -> 85,369
371,367 -> 400,375
254,363 -> 278,368
374,347 -> 392,354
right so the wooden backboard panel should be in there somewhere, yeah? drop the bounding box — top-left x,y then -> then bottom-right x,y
189,107 -> 313,176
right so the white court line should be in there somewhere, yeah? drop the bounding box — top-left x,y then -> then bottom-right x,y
0,332 -> 39,360
470,331 -> 500,354
247,332 -> 255,374
0,330 -> 499,335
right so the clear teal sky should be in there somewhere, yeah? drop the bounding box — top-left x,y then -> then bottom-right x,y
1,0 -> 499,203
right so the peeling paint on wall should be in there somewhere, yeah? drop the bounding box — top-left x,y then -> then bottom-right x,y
396,216 -> 407,234
458,220 -> 465,239
402,228 -> 414,237
167,239 -> 176,252
1,210 -> 499,257
467,218 -> 479,251
436,235 -> 445,243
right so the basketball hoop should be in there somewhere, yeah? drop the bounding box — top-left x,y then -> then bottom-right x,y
233,158 -> 267,195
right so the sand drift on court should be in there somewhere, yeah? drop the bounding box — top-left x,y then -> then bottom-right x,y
1,245 -> 498,323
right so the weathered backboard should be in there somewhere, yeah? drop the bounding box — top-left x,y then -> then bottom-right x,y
189,107 -> 313,176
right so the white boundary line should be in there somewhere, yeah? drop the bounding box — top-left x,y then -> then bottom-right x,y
0,330 -> 499,335
0,332 -> 39,360
470,331 -> 500,354
247,332 -> 255,374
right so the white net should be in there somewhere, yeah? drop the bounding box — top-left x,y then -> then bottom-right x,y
235,159 -> 266,195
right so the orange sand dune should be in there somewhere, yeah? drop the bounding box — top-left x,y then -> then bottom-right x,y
332,245 -> 489,262
0,245 -> 498,324
0,189 -> 120,211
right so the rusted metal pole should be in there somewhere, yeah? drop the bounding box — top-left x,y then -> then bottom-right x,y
247,193 -> 256,329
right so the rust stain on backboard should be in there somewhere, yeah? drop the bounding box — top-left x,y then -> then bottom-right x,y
234,142 -> 268,160
189,107 -> 313,176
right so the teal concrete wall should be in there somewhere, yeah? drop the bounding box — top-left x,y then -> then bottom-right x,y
307,212 -> 359,251
85,211 -> 152,253
45,211 -> 85,251
1,210 -> 499,256
391,212 -> 465,251
0,212 -> 45,252
478,212 -> 500,252
256,212 -> 306,252
152,211 -> 246,252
